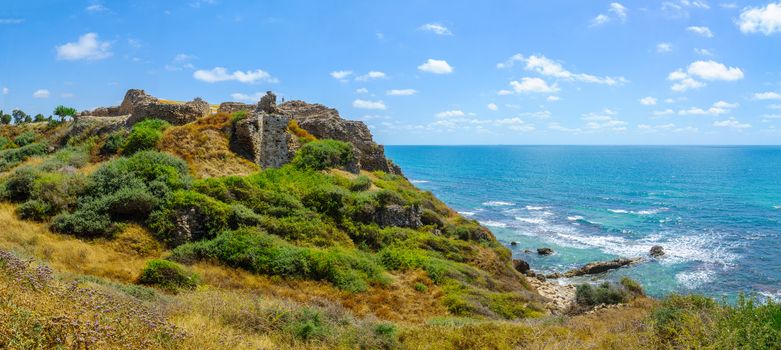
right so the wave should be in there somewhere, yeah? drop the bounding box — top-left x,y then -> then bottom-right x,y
676,269 -> 715,289
608,208 -> 669,215
525,205 -> 548,211
774,205 -> 781,209
567,215 -> 584,221
458,211 -> 476,217
480,220 -> 508,228
515,217 -> 546,225
409,179 -> 429,184
483,201 -> 515,207
759,290 -> 781,302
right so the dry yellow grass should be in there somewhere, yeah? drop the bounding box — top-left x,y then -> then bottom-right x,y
0,203 -> 152,283
159,113 -> 259,178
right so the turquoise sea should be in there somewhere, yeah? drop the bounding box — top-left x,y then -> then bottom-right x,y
385,146 -> 781,300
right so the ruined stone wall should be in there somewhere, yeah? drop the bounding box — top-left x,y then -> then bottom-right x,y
230,112 -> 294,169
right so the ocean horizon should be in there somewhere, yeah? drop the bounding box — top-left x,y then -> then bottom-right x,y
386,145 -> 781,301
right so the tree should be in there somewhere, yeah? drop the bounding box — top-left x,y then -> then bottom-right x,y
0,112 -> 10,125
12,109 -> 28,124
33,114 -> 46,122
53,105 -> 77,122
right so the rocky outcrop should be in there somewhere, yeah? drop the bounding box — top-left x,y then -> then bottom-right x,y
513,259 -> 530,273
230,113 -> 295,169
650,245 -> 665,258
278,100 -> 402,175
373,204 -> 422,228
217,102 -> 254,115
562,258 -> 642,277
537,247 -> 554,255
119,89 -> 158,115
79,89 -> 210,126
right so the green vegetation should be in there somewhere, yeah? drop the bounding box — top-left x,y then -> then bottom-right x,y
292,139 -> 355,171
53,105 -> 77,122
138,258 -> 200,292
122,118 -> 171,154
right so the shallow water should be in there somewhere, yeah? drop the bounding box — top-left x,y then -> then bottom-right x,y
385,146 -> 781,300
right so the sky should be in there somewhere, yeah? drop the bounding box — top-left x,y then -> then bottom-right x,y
1,0 -> 781,145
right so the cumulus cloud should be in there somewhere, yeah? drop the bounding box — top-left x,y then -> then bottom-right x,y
687,26 -> 714,37
356,71 -> 386,81
591,14 -> 611,26
497,89 -> 513,96
435,110 -> 466,118
194,67 -> 277,84
487,103 -> 498,111
2,87 -> 8,95
591,2 -> 628,26
640,96 -> 658,105
419,23 -> 452,35
509,78 -> 559,93
495,117 -> 535,132
330,70 -> 353,80
548,122 -> 582,133
33,89 -> 50,98
581,109 -> 627,131
355,88 -> 368,94
547,95 -> 561,102
753,92 -> 781,100
386,89 -> 417,96
56,33 -> 112,61
86,3 -> 108,12
418,59 -> 453,74
678,100 -> 738,115
713,117 -> 751,129
498,54 -> 627,85
231,92 -> 264,102
657,42 -> 673,53
668,60 -> 743,91
738,2 -> 781,35
653,109 -> 675,116
353,99 -> 387,110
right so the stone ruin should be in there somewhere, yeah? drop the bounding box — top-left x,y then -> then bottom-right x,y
77,89 -> 403,175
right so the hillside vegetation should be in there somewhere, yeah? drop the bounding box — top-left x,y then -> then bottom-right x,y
1,116 -> 779,349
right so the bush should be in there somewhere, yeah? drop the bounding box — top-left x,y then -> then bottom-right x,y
100,185 -> 160,220
38,146 -> 90,171
170,228 -> 388,292
122,119 -> 170,155
620,276 -> 645,296
292,139 -> 355,171
2,167 -> 40,201
13,131 -> 36,147
0,142 -> 48,171
287,119 -> 316,143
0,136 -> 11,150
16,200 -> 51,221
138,259 -> 199,293
89,151 -> 191,198
575,282 -> 630,307
31,172 -> 88,215
51,205 -> 114,238
349,175 -> 372,191
147,190 -> 232,246
101,130 -> 128,155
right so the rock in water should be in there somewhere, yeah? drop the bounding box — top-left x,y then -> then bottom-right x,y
513,259 -> 530,273
537,247 -> 554,255
650,245 -> 665,257
563,258 -> 642,277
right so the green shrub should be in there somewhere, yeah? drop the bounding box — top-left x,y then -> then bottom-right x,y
0,142 -> 48,171
13,131 -> 36,147
575,282 -> 630,307
101,130 -> 128,155
89,151 -> 190,198
147,190 -> 232,246
292,139 -> 355,171
414,282 -> 428,292
349,175 -> 372,191
138,259 -> 199,293
288,308 -> 328,341
619,276 -> 645,296
2,167 -> 40,201
31,172 -> 88,214
16,199 -> 51,221
122,119 -> 170,155
170,228 -> 388,292
38,146 -> 91,171
100,185 -> 160,220
51,204 -> 114,238
0,136 -> 11,150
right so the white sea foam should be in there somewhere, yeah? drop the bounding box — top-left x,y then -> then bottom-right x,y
458,211 -> 476,217
608,208 -> 669,215
515,217 -> 546,224
483,201 -> 514,207
676,269 -> 715,289
759,290 -> 781,302
410,179 -> 429,184
567,215 -> 584,221
774,205 -> 781,209
608,209 -> 629,214
525,205 -> 547,211
480,220 -> 508,228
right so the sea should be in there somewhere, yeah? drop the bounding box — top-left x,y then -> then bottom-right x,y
384,146 -> 781,301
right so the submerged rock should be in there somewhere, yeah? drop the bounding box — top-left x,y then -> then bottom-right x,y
650,245 -> 665,258
563,258 -> 642,277
513,259 -> 530,273
537,247 -> 554,255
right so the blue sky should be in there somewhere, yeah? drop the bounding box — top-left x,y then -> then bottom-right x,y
1,0 -> 781,145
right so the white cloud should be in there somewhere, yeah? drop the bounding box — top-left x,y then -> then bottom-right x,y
56,33 -> 112,61
547,95 -> 561,102
591,2 -> 628,26
2,87 -> 8,95
581,109 -> 627,131
591,14 -> 611,26
640,96 -> 658,105
33,89 -> 50,98
165,54 -> 195,71
753,92 -> 781,100
86,3 -> 108,12
681,0 -> 710,9
494,117 -> 535,132
678,100 -> 738,115
497,89 -> 513,96
548,122 -> 582,133
419,23 -> 452,35
487,103 -> 498,111
610,3 -> 628,20
330,70 -> 353,80
355,88 -> 368,94
356,71 -> 387,81
694,48 -> 714,56
418,59 -> 453,74
0,18 -> 24,24
653,109 -> 675,116
436,110 -> 466,118
353,99 -> 387,110
657,42 -> 673,53
738,2 -> 781,35
510,77 -> 559,93
713,117 -> 751,129
498,54 -> 626,86
386,89 -> 417,96
687,26 -> 714,37
518,110 -> 552,119
668,60 -> 743,91
638,123 -> 677,132
193,67 -> 278,84
231,92 -> 264,102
